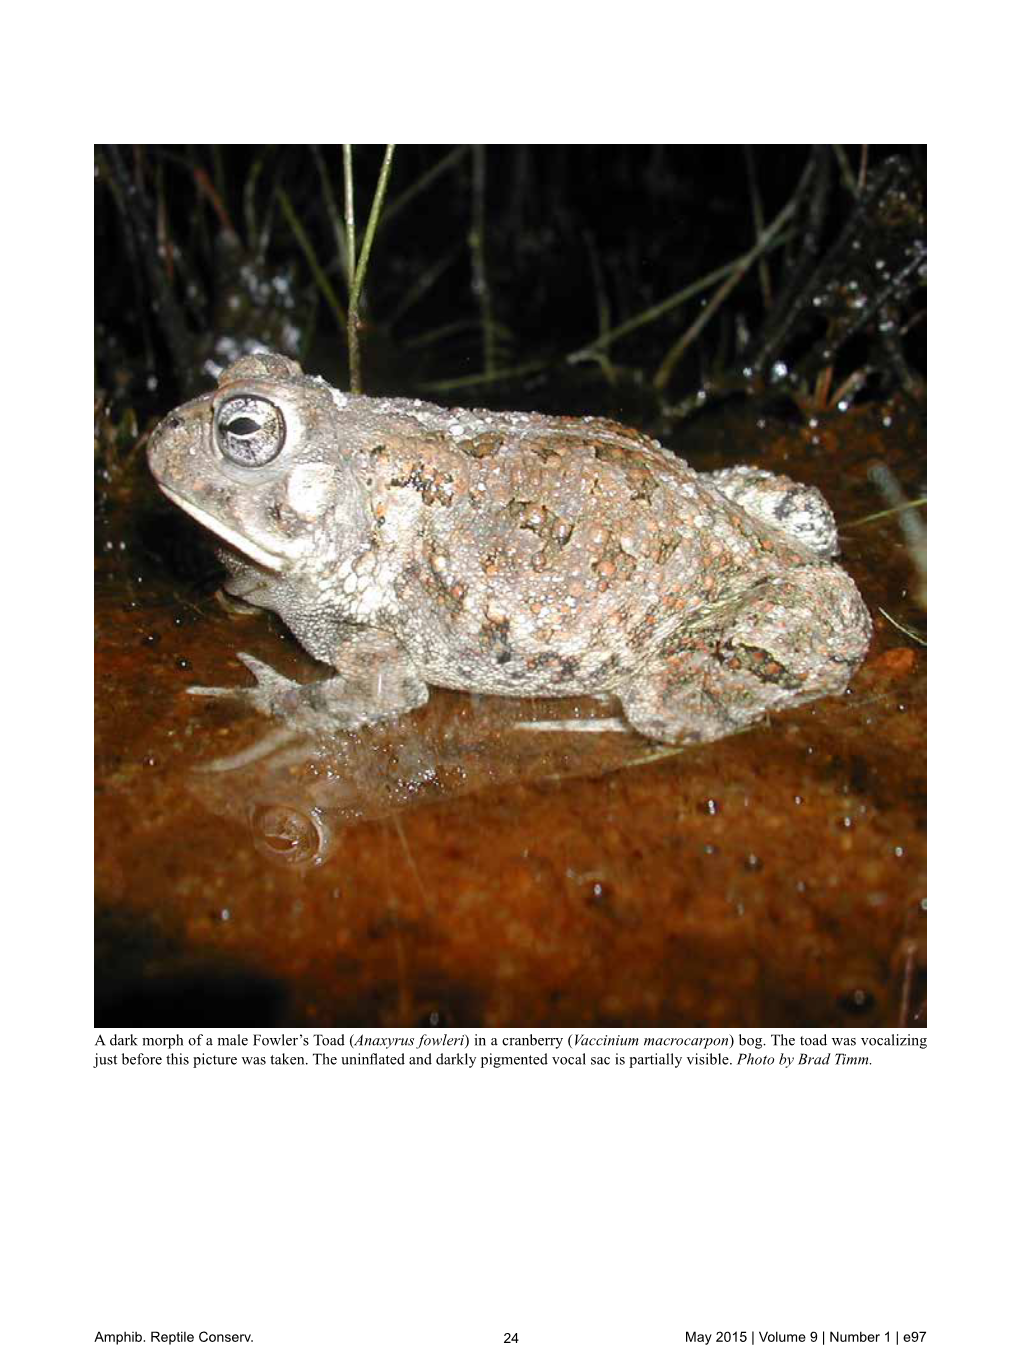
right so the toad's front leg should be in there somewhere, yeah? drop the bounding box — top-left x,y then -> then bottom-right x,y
188,626 -> 429,734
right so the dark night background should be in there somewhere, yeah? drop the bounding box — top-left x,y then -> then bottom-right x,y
94,144 -> 925,428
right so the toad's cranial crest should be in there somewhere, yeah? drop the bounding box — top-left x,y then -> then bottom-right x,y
147,351 -> 871,745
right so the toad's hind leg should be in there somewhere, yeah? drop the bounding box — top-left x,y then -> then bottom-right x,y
617,565 -> 872,744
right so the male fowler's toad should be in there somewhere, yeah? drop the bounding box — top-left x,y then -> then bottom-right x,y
148,353 -> 871,744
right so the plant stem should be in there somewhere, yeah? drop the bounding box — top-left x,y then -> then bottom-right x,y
652,195 -> 798,390
420,358 -> 546,394
469,144 -> 496,378
567,231 -> 792,366
742,145 -> 772,309
381,145 -> 470,227
342,146 -> 356,294
277,186 -> 347,332
311,145 -> 348,281
841,496 -> 927,529
386,244 -> 463,328
345,144 -> 395,394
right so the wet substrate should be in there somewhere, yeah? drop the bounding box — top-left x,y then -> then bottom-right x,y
95,399 -> 926,1027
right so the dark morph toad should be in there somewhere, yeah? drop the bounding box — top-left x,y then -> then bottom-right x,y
147,353 -> 871,745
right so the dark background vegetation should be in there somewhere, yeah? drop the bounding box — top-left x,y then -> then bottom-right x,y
94,144 -> 925,429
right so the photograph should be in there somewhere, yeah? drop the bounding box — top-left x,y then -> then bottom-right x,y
94,144 -> 926,1031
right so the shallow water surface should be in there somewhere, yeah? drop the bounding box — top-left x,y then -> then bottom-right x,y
95,402 -> 926,1027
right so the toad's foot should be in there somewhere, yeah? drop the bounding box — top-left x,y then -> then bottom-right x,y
189,641 -> 429,735
513,718 -> 631,733
617,564 -> 872,744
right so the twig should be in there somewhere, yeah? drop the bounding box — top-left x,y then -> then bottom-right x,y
380,145 -> 470,228
242,154 -> 265,260
342,146 -> 356,295
748,147 -> 832,375
877,607 -> 927,647
102,144 -> 195,389
897,942 -> 916,1028
742,145 -> 772,309
419,358 -> 547,394
567,246 -> 789,364
386,244 -> 463,328
653,194 -> 799,390
192,165 -> 236,237
581,227 -> 616,384
469,144 -> 496,378
831,145 -> 860,198
404,318 -> 497,351
841,496 -> 927,529
277,186 -> 347,332
312,145 -> 349,281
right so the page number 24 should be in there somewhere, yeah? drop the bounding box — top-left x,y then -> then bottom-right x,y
504,1333 -> 518,1343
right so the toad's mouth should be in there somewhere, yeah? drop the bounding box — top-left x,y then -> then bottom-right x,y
155,483 -> 293,573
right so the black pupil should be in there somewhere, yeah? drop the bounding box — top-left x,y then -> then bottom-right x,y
226,416 -> 261,436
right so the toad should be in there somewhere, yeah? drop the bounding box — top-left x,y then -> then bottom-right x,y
147,353 -> 871,744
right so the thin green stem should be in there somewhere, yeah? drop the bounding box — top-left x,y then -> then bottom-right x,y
877,607 -> 927,647
351,144 -> 395,306
311,144 -> 348,281
653,195 -> 798,390
342,146 -> 356,295
386,244 -> 463,328
381,145 -> 470,227
277,186 -> 347,331
567,229 -> 793,366
841,496 -> 927,529
346,144 -> 395,394
743,145 -> 772,309
469,144 -> 496,377
419,358 -> 546,394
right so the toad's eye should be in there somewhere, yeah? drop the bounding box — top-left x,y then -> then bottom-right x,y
215,395 -> 286,467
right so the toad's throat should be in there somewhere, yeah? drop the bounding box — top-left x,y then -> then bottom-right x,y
156,483 -> 291,572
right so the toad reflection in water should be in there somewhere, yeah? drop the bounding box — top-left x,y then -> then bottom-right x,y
187,693 -> 649,868
149,353 -> 871,745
